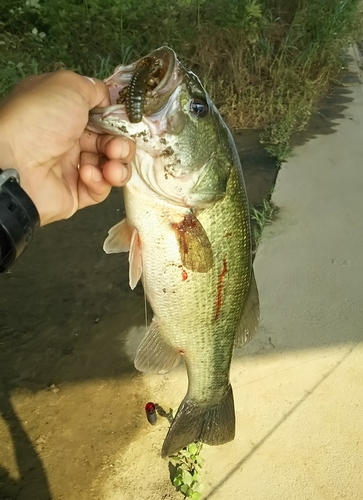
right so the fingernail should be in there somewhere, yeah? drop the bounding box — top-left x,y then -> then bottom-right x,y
84,76 -> 96,85
92,168 -> 103,182
120,140 -> 130,159
120,164 -> 129,183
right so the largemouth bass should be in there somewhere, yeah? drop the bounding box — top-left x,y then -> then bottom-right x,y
88,47 -> 259,457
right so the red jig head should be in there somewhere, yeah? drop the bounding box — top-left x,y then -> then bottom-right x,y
145,402 -> 157,425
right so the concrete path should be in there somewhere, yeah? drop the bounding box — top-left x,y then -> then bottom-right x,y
200,46 -> 363,500
104,48 -> 363,499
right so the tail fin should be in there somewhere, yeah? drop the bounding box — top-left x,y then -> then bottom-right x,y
161,385 -> 235,458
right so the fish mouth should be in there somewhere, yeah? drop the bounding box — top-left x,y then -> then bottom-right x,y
90,47 -> 183,122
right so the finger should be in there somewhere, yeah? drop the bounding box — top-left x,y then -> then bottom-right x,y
102,136 -> 136,164
102,159 -> 131,186
50,71 -> 111,108
80,151 -> 102,170
78,73 -> 111,109
80,152 -> 130,187
78,162 -> 112,205
29,71 -> 111,109
2,72 -> 111,110
80,132 -> 135,163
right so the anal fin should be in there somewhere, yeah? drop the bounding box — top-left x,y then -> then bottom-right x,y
134,319 -> 181,374
161,385 -> 235,458
235,269 -> 260,347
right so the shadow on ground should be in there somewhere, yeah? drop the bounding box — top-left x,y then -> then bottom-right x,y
292,62 -> 358,148
0,202 -> 149,499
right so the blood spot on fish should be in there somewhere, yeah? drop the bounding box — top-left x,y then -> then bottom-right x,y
224,232 -> 232,238
179,349 -> 185,355
182,269 -> 188,281
215,258 -> 227,321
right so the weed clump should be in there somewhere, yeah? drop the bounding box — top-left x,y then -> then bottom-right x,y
170,442 -> 203,499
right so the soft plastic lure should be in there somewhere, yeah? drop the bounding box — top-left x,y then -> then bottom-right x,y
123,57 -> 162,123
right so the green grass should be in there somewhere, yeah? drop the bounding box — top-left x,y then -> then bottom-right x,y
251,199 -> 278,252
0,0 -> 362,158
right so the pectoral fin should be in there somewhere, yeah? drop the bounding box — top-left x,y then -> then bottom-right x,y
103,218 -> 142,289
235,270 -> 260,347
171,213 -> 213,273
103,218 -> 133,253
129,229 -> 142,289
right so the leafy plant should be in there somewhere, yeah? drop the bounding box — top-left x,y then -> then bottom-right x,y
0,0 -> 362,159
251,199 -> 278,248
170,442 -> 204,499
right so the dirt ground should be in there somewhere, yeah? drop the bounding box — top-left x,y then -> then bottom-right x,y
0,61 -> 355,499
0,125 -> 277,500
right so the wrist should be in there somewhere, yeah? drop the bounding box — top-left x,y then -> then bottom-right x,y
0,106 -> 43,215
0,163 -> 42,225
0,168 -> 40,272
0,129 -> 46,225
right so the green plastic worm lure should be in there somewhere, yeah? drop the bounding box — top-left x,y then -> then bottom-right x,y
124,57 -> 162,123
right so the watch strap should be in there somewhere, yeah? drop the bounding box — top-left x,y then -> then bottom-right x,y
0,168 -> 40,272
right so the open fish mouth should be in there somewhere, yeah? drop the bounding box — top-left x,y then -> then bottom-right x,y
90,47 -> 182,123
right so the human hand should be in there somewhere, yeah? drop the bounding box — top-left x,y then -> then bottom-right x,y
0,71 -> 135,225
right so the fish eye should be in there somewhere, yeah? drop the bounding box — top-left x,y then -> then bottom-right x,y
189,98 -> 209,118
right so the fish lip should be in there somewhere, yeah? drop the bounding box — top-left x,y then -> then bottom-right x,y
103,47 -> 178,106
88,47 -> 183,129
101,47 -> 180,110
144,46 -> 177,97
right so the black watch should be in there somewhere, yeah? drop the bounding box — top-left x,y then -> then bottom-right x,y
0,168 -> 40,273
